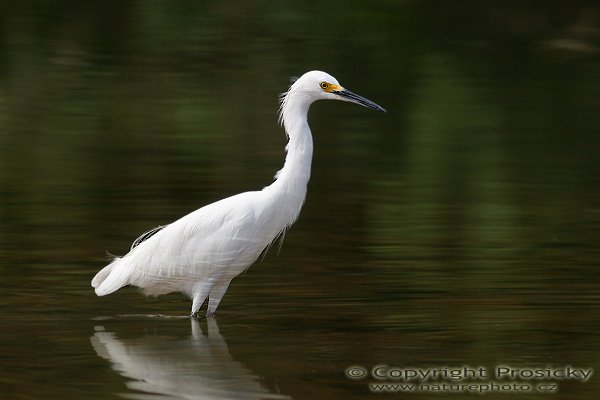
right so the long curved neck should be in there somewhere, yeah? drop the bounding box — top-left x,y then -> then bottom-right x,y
277,114 -> 313,192
264,92 -> 314,224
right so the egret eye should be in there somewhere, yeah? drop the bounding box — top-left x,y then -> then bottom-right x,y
319,82 -> 328,90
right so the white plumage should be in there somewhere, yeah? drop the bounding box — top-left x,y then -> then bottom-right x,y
91,70 -> 385,316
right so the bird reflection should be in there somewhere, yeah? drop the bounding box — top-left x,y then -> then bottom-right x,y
90,318 -> 290,400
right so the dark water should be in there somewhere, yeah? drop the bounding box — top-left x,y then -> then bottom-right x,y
1,2 -> 600,399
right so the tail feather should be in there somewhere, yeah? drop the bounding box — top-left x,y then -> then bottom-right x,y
91,264 -> 113,288
91,258 -> 130,296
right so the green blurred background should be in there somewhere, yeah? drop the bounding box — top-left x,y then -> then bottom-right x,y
1,2 -> 599,399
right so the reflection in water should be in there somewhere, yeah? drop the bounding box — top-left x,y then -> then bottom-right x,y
91,319 -> 290,400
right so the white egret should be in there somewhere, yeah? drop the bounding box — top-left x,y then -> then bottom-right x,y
91,70 -> 385,317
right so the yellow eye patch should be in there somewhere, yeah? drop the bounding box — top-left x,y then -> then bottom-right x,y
319,81 -> 342,92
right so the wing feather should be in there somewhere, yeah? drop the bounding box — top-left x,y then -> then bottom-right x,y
130,225 -> 167,251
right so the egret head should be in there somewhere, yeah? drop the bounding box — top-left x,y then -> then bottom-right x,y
283,70 -> 386,113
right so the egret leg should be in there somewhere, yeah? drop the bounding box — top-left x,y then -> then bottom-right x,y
190,285 -> 211,317
206,280 -> 231,317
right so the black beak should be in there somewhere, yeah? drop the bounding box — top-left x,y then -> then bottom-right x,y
333,89 -> 386,113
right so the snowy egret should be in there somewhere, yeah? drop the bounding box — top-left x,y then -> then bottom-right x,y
91,70 -> 386,317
